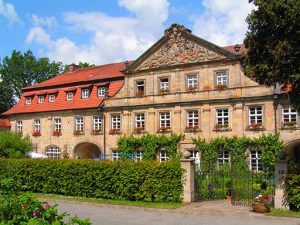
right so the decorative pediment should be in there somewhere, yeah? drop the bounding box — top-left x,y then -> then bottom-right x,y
133,24 -> 231,71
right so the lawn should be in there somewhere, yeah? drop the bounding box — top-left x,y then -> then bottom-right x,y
268,209 -> 300,218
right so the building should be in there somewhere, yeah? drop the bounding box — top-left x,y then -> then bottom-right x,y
3,24 -> 300,165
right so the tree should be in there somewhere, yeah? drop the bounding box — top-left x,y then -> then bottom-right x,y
243,0 -> 300,108
0,50 -> 63,113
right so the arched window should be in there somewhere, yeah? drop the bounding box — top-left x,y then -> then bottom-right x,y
45,146 -> 61,159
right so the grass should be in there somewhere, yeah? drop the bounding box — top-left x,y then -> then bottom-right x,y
268,209 -> 300,218
35,193 -> 185,209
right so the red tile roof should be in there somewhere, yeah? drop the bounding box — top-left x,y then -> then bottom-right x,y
0,119 -> 11,127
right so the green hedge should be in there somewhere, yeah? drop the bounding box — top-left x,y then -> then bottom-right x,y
0,158 -> 183,203
285,174 -> 300,210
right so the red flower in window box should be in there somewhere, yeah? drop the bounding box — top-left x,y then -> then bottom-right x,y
52,130 -> 61,136
249,123 -> 262,130
185,125 -> 199,132
187,85 -> 197,91
134,127 -> 144,134
136,90 -> 144,97
109,128 -> 120,134
214,123 -> 229,130
216,84 -> 227,90
73,130 -> 84,135
158,126 -> 170,133
32,131 -> 41,136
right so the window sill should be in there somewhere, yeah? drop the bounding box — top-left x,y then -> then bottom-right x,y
109,130 -> 122,135
213,128 -> 232,132
156,129 -> 172,134
280,126 -> 300,130
73,131 -> 85,136
184,129 -> 201,133
245,127 -> 266,132
91,131 -> 103,135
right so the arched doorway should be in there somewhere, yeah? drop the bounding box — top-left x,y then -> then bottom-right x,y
284,139 -> 300,173
74,142 -> 101,159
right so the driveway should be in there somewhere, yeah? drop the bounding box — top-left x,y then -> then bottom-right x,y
49,199 -> 299,225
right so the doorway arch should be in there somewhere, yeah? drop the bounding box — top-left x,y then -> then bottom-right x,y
74,142 -> 101,159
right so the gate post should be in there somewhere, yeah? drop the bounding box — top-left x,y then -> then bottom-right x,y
180,157 -> 195,203
274,160 -> 288,209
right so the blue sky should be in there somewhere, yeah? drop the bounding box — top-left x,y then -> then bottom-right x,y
0,0 -> 253,65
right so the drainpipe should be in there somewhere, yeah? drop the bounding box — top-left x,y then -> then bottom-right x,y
273,83 -> 280,134
102,113 -> 106,159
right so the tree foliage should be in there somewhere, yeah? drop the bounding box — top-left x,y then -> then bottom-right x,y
0,50 -> 63,113
243,0 -> 300,107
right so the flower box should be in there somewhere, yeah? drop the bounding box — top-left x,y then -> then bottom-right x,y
134,127 -> 145,134
187,86 -> 197,92
216,84 -> 227,90
282,121 -> 296,128
109,128 -> 121,135
157,126 -> 171,133
252,195 -> 271,213
52,130 -> 61,136
248,123 -> 262,130
136,90 -> 144,97
214,123 -> 229,131
73,130 -> 84,135
32,131 -> 41,136
185,125 -> 199,132
91,129 -> 102,135
160,89 -> 169,95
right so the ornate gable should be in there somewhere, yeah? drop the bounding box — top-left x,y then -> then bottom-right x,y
131,24 -> 235,72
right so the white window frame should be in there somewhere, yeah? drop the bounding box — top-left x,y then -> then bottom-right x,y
159,112 -> 171,128
186,110 -> 199,127
54,118 -> 61,131
16,121 -> 22,132
81,89 -> 90,99
136,80 -> 145,95
135,150 -> 143,161
49,94 -> 55,102
135,113 -> 145,129
250,150 -> 262,172
66,92 -> 73,101
218,149 -> 230,165
159,78 -> 169,90
216,108 -> 229,125
93,116 -> 102,131
187,74 -> 198,89
248,106 -> 263,125
112,150 -> 119,161
282,106 -> 298,124
45,146 -> 61,159
26,97 -> 32,104
34,119 -> 41,132
159,150 -> 168,162
189,150 -> 199,159
111,115 -> 121,131
38,96 -> 44,104
216,70 -> 228,86
97,87 -> 107,97
75,116 -> 84,132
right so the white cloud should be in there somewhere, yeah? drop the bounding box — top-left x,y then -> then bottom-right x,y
0,0 -> 20,25
30,14 -> 57,29
26,0 -> 170,65
192,0 -> 254,46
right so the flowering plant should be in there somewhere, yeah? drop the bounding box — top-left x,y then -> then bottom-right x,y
216,84 -> 227,90
214,123 -> 228,130
109,128 -> 120,134
185,125 -> 199,132
252,194 -> 271,207
187,85 -> 197,91
160,88 -> 169,94
32,131 -> 41,136
158,126 -> 170,133
249,123 -> 262,130
52,130 -> 61,136
134,127 -> 144,134
92,128 -> 102,134
73,130 -> 84,135
282,121 -> 296,128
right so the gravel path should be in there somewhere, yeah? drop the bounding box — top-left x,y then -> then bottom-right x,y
48,199 -> 300,225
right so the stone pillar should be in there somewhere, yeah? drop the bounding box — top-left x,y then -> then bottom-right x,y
274,160 -> 288,209
180,158 -> 195,202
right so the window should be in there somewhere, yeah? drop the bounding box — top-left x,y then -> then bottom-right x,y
66,92 -> 73,101
159,150 -> 168,162
216,109 -> 229,125
218,149 -> 230,165
75,116 -> 84,132
45,146 -> 61,159
98,87 -> 107,97
249,106 -> 263,125
111,115 -> 121,131
93,116 -> 102,131
49,94 -> 55,102
34,119 -> 41,132
186,110 -> 199,127
135,80 -> 145,96
26,97 -> 32,104
112,150 -> 119,161
135,113 -> 145,129
135,150 -> 143,161
38,96 -> 44,104
159,78 -> 169,91
216,70 -> 228,86
54,118 -> 61,131
81,89 -> 90,98
282,106 -> 298,127
16,121 -> 22,132
250,150 -> 262,172
189,150 -> 199,159
187,75 -> 198,89
159,112 -> 171,128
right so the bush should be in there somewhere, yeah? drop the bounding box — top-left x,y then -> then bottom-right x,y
0,132 -> 32,158
0,159 -> 183,203
0,178 -> 91,225
284,174 -> 300,211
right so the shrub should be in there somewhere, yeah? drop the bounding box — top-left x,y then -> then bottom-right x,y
0,159 -> 183,203
0,132 -> 32,158
0,178 -> 91,225
284,174 -> 300,211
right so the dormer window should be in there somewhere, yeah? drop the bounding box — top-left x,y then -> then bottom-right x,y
49,94 -> 55,102
98,87 -> 107,97
81,89 -> 90,99
38,96 -> 44,104
66,92 -> 73,101
25,97 -> 32,104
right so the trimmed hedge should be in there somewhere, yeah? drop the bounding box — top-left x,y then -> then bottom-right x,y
0,159 -> 183,203
285,174 -> 300,210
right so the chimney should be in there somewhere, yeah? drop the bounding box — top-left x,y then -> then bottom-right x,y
68,64 -> 79,72
234,44 -> 241,54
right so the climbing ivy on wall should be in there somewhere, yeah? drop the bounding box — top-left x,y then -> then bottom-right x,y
193,134 -> 284,176
118,133 -> 183,160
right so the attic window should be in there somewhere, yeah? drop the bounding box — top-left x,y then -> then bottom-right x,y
38,96 -> 44,104
26,97 -> 32,105
98,86 -> 107,97
49,94 -> 56,102
81,89 -> 90,99
66,92 -> 73,101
